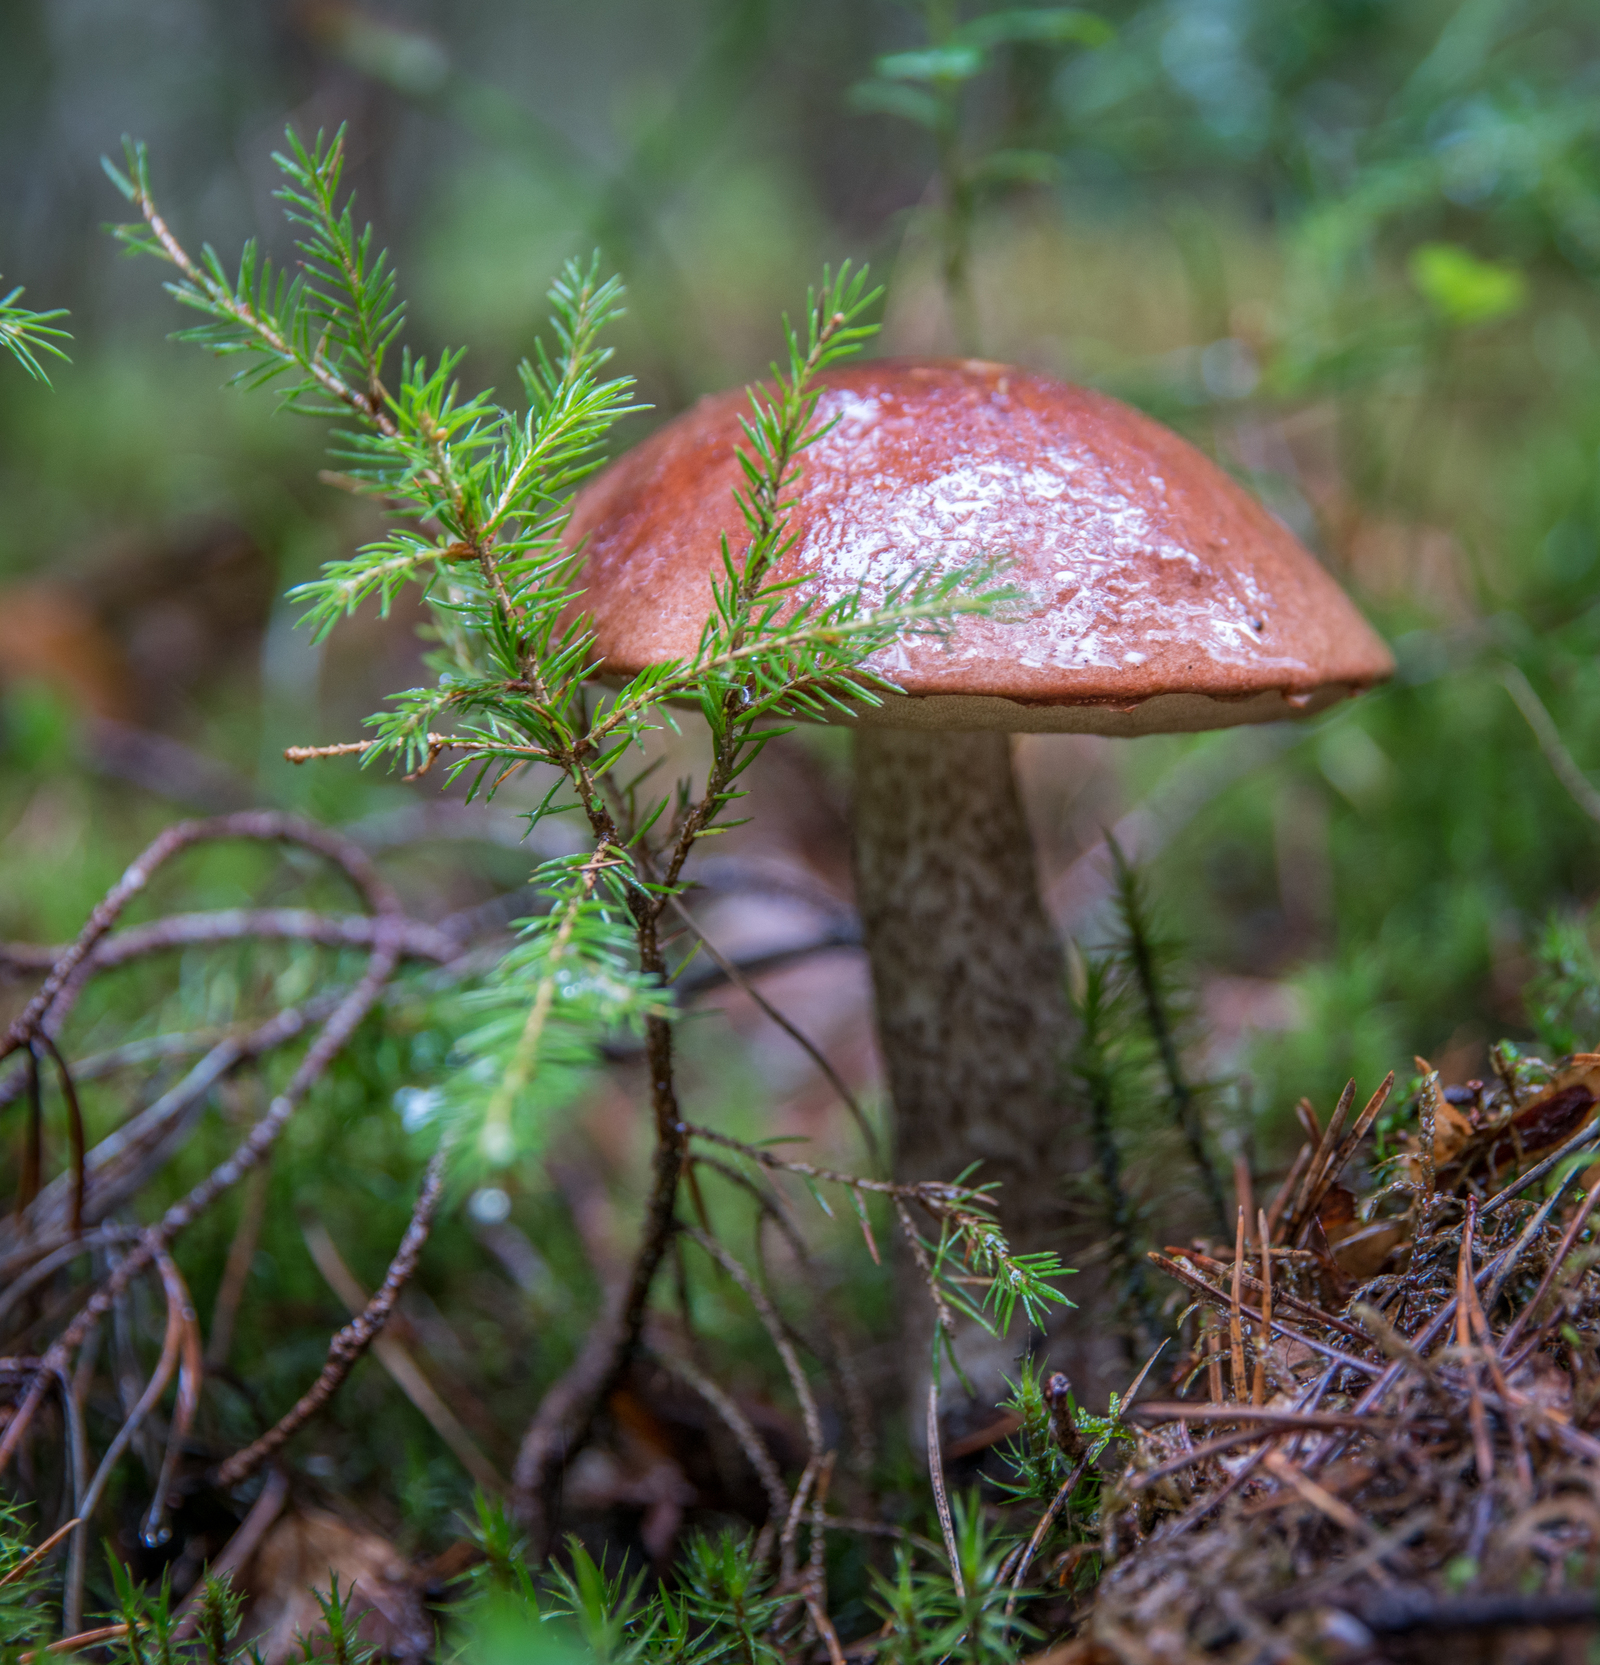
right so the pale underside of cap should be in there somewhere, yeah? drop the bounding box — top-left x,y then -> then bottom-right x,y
565,359 -> 1395,736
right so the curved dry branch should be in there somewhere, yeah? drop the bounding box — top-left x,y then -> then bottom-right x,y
1,810 -> 399,1065
63,1251 -> 195,1633
0,907 -> 456,982
0,995 -> 340,1252
216,1152 -> 446,1486
652,1348 -> 790,1557
0,916 -> 405,1480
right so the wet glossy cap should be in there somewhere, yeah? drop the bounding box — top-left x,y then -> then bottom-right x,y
566,359 -> 1394,734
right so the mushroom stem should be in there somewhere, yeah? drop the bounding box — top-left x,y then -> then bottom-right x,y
852,727 -> 1073,1410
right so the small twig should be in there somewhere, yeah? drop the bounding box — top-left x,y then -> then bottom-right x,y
1252,1207 -> 1272,1406
1460,1248 -> 1535,1495
780,1457 -> 819,1595
19,1046 -> 41,1213
654,1348 -> 790,1560
1131,1404 -> 1408,1433
1177,1247 -> 1369,1342
19,1624 -> 133,1661
170,1466 -> 289,1640
293,1183 -> 500,1493
927,1377 -> 965,1602
34,1037 -> 85,1235
1004,1455 -> 1090,1620
206,1159 -> 272,1369
282,740 -> 375,762
1481,1167 -> 1583,1312
805,1453 -> 845,1665
512,849 -> 688,1548
3,995 -> 338,1246
1,810 -> 398,1064
670,896 -> 880,1168
1149,1253 -> 1380,1379
1264,1142 -> 1312,1244
1348,1584 -> 1600,1635
142,1275 -> 203,1550
0,906 -> 453,1031
0,1517 -> 81,1588
0,919 -> 404,1481
285,733 -> 533,780
682,1225 -> 823,1457
895,1196 -> 959,1348
683,1120 -> 989,1209
215,1155 -> 446,1487
693,1154 -> 874,1470
1480,1115 -> 1600,1217
1458,1198 -> 1498,1485
0,1029 -> 239,1107
805,1582 -> 849,1665
1201,1307 -> 1223,1403
64,1250 -> 191,1633
1293,1074 -> 1393,1243
1502,1179 -> 1600,1353
126,162 -> 398,432
1281,1080 -> 1355,1247
1230,1209 -> 1247,1401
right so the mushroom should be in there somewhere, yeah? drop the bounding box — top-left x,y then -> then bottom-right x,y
566,358 -> 1393,1406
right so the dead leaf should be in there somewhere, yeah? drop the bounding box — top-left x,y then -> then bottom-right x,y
1330,1220 -> 1405,1281
1458,1061 -> 1600,1187
237,1506 -> 430,1663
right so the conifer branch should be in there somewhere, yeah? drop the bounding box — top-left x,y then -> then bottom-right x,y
0,280 -> 70,382
104,137 -> 396,430
102,130 -> 1020,1568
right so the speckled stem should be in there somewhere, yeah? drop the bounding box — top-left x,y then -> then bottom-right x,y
852,728 -> 1075,1421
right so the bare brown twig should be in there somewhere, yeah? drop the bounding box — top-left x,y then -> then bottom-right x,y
1,811 -> 396,1066
669,894 -> 880,1167
652,1348 -> 790,1559
0,917 -> 404,1482
214,1154 -> 447,1487
682,1224 -> 824,1457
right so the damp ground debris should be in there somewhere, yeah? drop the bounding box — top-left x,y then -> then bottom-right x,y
1059,1056 -> 1600,1665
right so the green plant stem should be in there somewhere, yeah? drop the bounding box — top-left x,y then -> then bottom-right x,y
1084,1049 -> 1158,1349
1112,841 -> 1227,1236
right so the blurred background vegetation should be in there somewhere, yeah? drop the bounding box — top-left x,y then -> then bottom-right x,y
8,0 -> 1600,1628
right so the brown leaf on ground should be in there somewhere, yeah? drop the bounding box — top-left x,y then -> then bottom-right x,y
237,1506 -> 431,1663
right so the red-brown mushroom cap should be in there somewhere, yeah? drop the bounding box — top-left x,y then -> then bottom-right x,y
565,358 -> 1394,735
